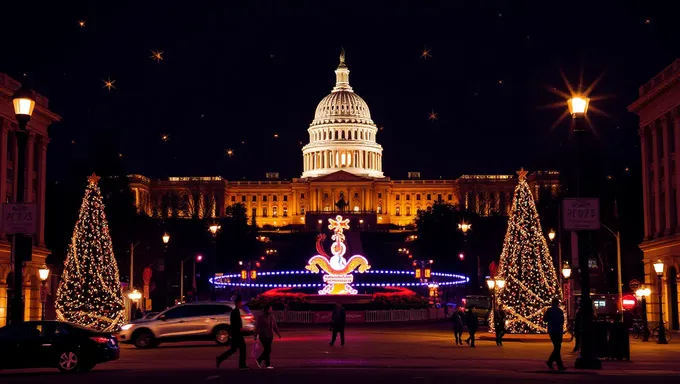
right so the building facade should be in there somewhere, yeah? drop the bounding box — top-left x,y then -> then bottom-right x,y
629,58 -> 680,331
0,73 -> 60,326
130,52 -> 560,229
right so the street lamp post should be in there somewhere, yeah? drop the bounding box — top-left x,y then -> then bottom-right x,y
128,289 -> 142,320
38,266 -> 50,321
486,277 -> 505,325
9,87 -> 36,325
208,224 -> 221,301
458,221 -> 479,287
635,286 -> 651,342
561,262 -> 572,319
653,260 -> 668,344
180,254 -> 203,303
602,224 -> 623,320
568,95 -> 601,370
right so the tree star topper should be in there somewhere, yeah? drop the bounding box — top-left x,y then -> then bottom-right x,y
88,173 -> 101,184
517,167 -> 528,181
150,49 -> 164,63
102,77 -> 116,91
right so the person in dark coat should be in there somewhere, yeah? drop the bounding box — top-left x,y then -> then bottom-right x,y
494,305 -> 506,346
543,298 -> 566,371
465,307 -> 479,347
216,298 -> 248,370
452,307 -> 465,345
330,303 -> 346,346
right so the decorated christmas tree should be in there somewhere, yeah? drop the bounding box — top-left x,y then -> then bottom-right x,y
492,168 -> 562,334
55,173 -> 126,331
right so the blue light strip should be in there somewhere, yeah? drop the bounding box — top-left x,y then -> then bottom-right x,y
209,269 -> 470,288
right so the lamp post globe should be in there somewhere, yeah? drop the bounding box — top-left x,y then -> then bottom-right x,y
567,96 -> 590,118
12,87 -> 36,129
652,260 -> 668,344
561,263 -> 572,279
38,265 -> 50,282
162,232 -> 170,244
486,278 -> 495,290
495,278 -> 505,289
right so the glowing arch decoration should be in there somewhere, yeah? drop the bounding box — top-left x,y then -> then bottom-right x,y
306,215 -> 370,294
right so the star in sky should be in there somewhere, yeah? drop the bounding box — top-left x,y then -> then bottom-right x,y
273,133 -> 279,139
420,46 -> 432,60
150,50 -> 164,63
644,18 -> 652,24
102,77 -> 116,91
161,133 -> 170,142
428,109 -> 438,122
225,148 -> 234,157
118,153 -> 124,158
241,140 -> 246,145
78,20 -> 86,28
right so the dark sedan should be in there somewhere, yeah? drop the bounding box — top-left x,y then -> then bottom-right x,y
0,320 -> 119,372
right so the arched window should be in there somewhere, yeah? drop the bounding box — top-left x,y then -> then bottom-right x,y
377,205 -> 382,214
396,206 -> 401,216
272,206 -> 278,217
406,206 -> 411,216
354,206 -> 360,212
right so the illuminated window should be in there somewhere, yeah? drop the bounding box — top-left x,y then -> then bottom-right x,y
396,206 -> 400,216
341,153 -> 346,165
272,207 -> 278,217
377,206 -> 382,214
354,206 -> 359,212
283,207 -> 288,217
324,206 -> 330,211
300,207 -> 305,214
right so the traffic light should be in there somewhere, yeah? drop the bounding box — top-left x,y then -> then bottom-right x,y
241,270 -> 247,280
250,270 -> 257,280
424,268 -> 431,279
415,268 -> 422,279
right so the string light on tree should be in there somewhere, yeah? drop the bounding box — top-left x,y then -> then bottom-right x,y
492,168 -> 563,334
55,173 -> 126,332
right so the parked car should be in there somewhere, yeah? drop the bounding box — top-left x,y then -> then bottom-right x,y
117,301 -> 255,348
142,312 -> 159,319
0,321 -> 119,373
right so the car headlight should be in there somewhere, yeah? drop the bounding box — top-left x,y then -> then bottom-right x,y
120,324 -> 134,331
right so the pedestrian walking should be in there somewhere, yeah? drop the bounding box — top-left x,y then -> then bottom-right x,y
543,298 -> 567,372
452,307 -> 464,345
494,305 -> 506,346
216,298 -> 249,370
329,302 -> 346,346
254,304 -> 281,369
465,306 -> 478,347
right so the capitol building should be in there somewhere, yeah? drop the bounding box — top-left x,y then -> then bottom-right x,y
129,51 -> 559,229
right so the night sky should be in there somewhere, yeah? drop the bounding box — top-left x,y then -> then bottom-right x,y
2,1 -> 678,182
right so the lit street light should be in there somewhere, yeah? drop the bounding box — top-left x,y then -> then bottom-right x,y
561,262 -> 572,318
548,229 -> 556,241
653,260 -> 668,344
208,224 -> 221,301
635,286 -> 651,342
162,232 -> 171,244
38,265 -> 50,321
9,87 -> 36,325
567,96 -> 590,118
180,254 -> 202,303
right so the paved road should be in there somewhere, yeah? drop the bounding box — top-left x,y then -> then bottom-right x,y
2,323 -> 679,383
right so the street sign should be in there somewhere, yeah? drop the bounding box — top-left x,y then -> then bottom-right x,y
143,284 -> 150,299
2,203 -> 37,234
562,198 -> 600,231
629,279 -> 641,291
39,285 -> 48,303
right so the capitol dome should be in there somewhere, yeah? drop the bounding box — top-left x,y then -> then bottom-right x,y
302,49 -> 384,179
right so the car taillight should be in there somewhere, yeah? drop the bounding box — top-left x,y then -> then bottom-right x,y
241,315 -> 254,322
90,337 -> 110,344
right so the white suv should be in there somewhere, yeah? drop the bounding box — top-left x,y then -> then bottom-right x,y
117,302 -> 255,348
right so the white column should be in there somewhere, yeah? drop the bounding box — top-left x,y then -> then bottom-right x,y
652,124 -> 662,236
662,118 -> 673,233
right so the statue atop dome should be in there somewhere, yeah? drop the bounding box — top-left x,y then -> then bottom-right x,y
339,47 -> 346,66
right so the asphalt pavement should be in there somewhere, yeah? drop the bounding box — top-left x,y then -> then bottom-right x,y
2,322 -> 680,383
